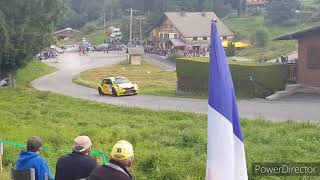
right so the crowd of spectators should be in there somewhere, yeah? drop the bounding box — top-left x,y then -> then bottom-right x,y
275,55 -> 297,64
145,46 -> 209,59
144,46 -> 168,57
15,136 -> 134,180
37,49 -> 58,61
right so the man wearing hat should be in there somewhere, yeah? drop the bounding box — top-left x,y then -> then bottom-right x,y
88,140 -> 134,180
55,136 -> 98,180
16,136 -> 54,180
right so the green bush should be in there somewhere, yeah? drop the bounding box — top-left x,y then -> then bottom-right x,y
225,42 -> 236,57
255,28 -> 270,47
176,58 -> 288,98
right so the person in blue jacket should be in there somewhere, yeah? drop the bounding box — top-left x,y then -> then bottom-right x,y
16,136 -> 53,180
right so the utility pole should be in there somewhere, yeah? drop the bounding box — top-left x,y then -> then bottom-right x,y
126,8 -> 142,47
104,12 -> 106,32
103,1 -> 106,36
129,8 -> 133,47
239,0 -> 243,17
139,18 -> 142,45
137,16 -> 146,45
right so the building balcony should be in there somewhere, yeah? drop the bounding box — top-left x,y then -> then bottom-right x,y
185,40 -> 210,45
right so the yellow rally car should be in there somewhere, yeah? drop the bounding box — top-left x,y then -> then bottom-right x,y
98,77 -> 138,96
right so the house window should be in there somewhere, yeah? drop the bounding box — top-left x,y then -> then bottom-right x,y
193,37 -> 198,41
223,36 -> 227,40
203,37 -> 207,40
307,46 -> 320,69
170,25 -> 173,29
174,34 -> 178,39
164,34 -> 169,39
160,33 -> 163,39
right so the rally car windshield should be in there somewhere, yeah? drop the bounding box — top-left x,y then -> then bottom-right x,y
114,78 -> 130,84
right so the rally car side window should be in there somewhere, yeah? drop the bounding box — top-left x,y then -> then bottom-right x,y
105,79 -> 112,85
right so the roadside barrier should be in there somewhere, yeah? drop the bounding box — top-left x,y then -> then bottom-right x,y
0,140 -> 108,174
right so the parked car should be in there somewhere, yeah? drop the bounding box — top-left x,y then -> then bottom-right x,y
98,77 -> 138,96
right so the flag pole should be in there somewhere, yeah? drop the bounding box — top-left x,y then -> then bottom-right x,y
206,19 -> 248,180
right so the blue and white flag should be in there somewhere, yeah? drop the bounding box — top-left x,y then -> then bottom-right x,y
206,21 -> 248,180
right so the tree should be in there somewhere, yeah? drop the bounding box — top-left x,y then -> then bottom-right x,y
0,0 -> 65,82
59,0 -> 239,30
266,0 -> 300,25
255,28 -> 270,47
0,13 -> 10,79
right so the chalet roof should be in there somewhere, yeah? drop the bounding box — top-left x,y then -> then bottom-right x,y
274,25 -> 320,40
170,38 -> 186,47
53,27 -> 80,35
162,12 -> 234,38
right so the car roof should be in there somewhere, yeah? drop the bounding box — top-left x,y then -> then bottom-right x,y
104,76 -> 127,81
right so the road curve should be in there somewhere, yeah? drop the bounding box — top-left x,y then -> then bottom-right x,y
32,52 -> 320,122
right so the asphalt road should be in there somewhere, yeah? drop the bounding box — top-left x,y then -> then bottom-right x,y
32,52 -> 320,122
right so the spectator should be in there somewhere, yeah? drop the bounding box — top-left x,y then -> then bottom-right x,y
88,140 -> 134,180
55,136 -> 98,180
16,136 -> 54,180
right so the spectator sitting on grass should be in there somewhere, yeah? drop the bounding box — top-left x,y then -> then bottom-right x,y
16,136 -> 54,180
55,136 -> 98,180
88,140 -> 134,180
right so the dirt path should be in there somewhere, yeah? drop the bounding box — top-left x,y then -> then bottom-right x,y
32,52 -> 320,122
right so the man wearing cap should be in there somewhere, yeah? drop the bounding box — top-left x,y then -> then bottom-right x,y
55,136 -> 98,180
16,136 -> 54,180
88,140 -> 134,180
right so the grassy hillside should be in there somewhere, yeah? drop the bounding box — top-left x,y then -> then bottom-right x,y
16,61 -> 56,88
0,61 -> 319,179
224,15 -> 319,60
62,28 -> 107,46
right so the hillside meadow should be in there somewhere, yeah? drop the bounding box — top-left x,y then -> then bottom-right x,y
0,61 -> 319,179
224,15 -> 319,60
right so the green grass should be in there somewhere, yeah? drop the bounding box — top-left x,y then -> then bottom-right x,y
85,29 -> 107,46
0,61 -> 319,179
224,15 -> 319,60
62,29 -> 107,46
16,61 -> 56,88
73,60 -> 178,97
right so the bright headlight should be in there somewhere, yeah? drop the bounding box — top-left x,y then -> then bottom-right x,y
133,84 -> 139,89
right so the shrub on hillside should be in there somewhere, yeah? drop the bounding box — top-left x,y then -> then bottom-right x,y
255,28 -> 270,47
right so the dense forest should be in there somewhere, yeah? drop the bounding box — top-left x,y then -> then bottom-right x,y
58,0 -> 243,29
0,0 -> 64,79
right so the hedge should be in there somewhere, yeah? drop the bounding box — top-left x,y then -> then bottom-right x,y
176,58 -> 289,98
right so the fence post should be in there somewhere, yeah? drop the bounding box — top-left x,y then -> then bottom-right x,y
99,149 -> 103,165
0,142 -> 3,174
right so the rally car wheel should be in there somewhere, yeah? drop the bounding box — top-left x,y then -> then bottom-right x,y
112,88 -> 118,97
98,87 -> 104,95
